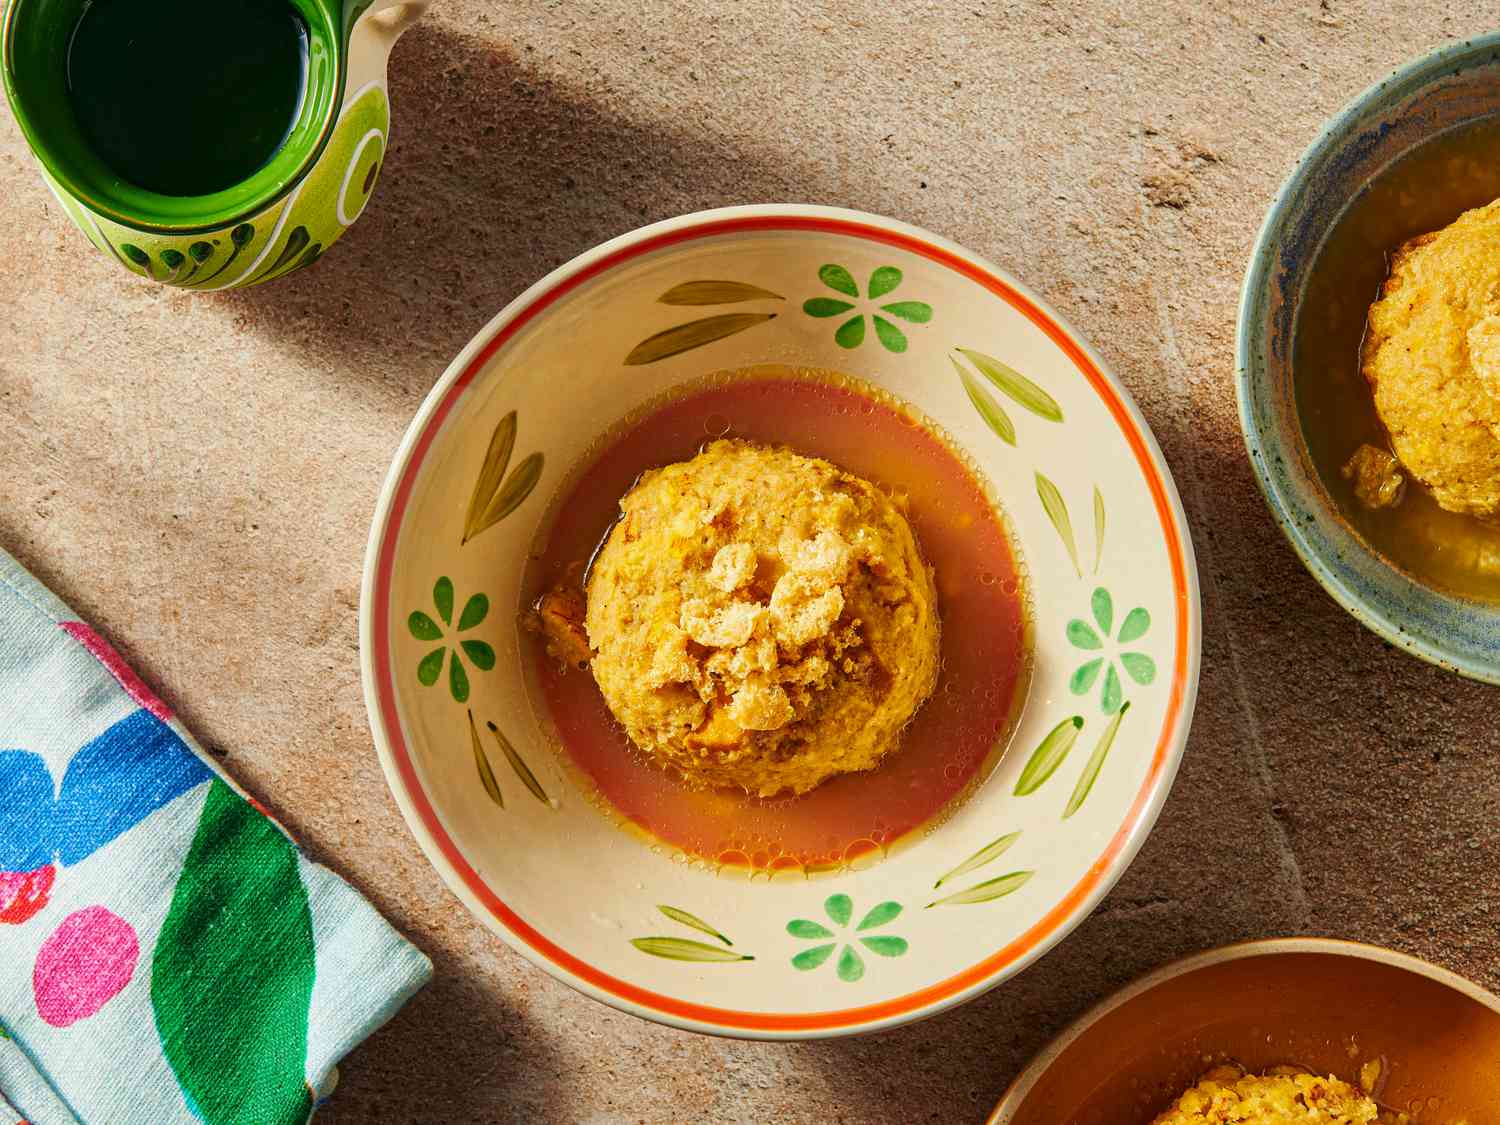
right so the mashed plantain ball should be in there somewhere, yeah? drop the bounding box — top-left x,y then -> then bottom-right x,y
1151,1067 -> 1384,1125
583,439 -> 940,797
1362,197 -> 1500,519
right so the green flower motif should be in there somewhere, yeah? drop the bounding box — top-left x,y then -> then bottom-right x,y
408,576 -> 495,703
802,264 -> 932,353
1066,587 -> 1154,714
787,894 -> 906,982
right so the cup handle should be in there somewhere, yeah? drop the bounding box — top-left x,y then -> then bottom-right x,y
359,0 -> 428,45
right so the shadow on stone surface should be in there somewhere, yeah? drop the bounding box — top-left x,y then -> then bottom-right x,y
207,21 -> 858,394
316,966 -> 558,1124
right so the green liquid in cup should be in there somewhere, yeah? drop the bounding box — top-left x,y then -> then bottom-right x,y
65,0 -> 310,197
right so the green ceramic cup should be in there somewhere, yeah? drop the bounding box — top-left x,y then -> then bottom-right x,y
1,0 -> 423,288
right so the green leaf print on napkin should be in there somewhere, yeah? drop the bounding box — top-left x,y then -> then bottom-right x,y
152,779 -> 315,1125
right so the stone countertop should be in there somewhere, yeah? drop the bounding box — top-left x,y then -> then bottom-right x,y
2,2 -> 1494,1121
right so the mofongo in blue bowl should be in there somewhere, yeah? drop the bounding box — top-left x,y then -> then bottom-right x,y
1238,32 -> 1500,682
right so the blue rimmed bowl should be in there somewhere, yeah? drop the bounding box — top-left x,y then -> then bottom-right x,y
1237,33 -> 1500,682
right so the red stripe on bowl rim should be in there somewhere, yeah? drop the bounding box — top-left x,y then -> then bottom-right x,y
364,209 -> 1198,1037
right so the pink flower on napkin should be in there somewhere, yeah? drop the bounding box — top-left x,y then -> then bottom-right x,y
33,906 -> 140,1027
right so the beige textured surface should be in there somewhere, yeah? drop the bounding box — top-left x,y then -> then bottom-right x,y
1,3 -> 1495,1122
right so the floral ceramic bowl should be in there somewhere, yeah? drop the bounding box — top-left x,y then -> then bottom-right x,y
1237,33 -> 1500,681
360,205 -> 1201,1037
989,939 -> 1500,1123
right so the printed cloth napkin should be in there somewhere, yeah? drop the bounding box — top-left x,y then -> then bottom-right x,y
0,547 -> 432,1124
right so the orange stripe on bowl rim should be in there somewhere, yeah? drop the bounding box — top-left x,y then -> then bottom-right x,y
369,213 -> 1195,1035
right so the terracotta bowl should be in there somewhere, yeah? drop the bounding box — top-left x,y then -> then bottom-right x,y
990,939 -> 1500,1123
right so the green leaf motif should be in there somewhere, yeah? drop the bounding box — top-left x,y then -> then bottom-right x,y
792,944 -> 836,971
834,315 -> 866,349
659,905 -> 732,945
804,297 -> 856,318
457,593 -> 489,632
880,300 -> 932,323
659,280 -> 783,305
957,348 -> 1063,421
407,611 -> 442,642
462,414 -> 515,543
1120,652 -> 1156,685
859,936 -> 908,958
789,896 -> 909,979
1101,664 -> 1123,714
433,577 -> 454,627
867,265 -> 902,298
836,945 -> 865,982
956,361 -> 1016,446
1067,619 -> 1102,651
856,901 -> 902,931
787,919 -> 834,939
1093,486 -> 1106,574
819,264 -> 859,297
1091,587 -> 1114,636
460,639 -> 496,670
1014,716 -> 1084,796
468,451 -> 545,544
1070,658 -> 1103,695
1064,702 -> 1129,820
872,315 -> 907,353
625,313 -> 778,366
464,413 -> 517,544
152,780 -> 314,1125
468,709 -> 504,808
934,831 -> 1022,889
1036,472 -> 1082,578
824,893 -> 853,927
486,721 -> 551,805
416,646 -> 445,686
449,655 -> 470,703
1118,607 -> 1151,644
928,869 -> 1035,908
631,937 -> 752,963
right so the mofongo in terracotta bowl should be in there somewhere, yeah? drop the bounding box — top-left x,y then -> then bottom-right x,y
360,205 -> 1201,1037
990,939 -> 1500,1123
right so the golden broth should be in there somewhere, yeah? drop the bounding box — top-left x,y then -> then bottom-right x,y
1295,115 -> 1500,601
522,368 -> 1031,875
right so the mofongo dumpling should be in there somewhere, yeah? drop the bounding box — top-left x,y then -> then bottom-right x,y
1362,197 -> 1500,519
1151,1067 -> 1384,1125
583,439 -> 940,797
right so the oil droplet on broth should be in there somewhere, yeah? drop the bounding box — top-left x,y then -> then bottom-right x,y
524,367 -> 1031,874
